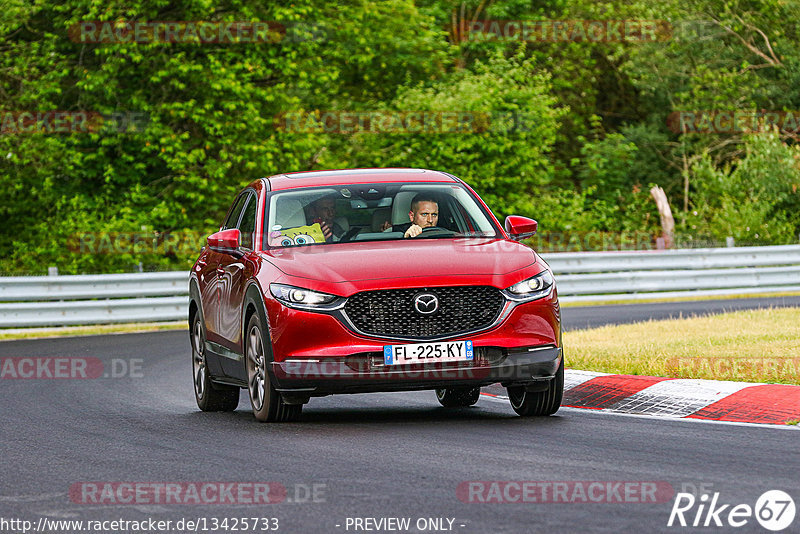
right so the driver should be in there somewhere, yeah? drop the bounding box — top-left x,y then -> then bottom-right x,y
395,193 -> 439,238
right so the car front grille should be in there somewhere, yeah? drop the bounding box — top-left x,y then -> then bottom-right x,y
343,286 -> 505,339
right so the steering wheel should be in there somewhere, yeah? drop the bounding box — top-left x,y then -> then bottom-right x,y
420,226 -> 455,236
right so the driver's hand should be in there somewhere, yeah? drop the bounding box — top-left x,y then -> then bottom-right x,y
404,224 -> 423,238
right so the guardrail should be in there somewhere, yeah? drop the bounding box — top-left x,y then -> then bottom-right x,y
543,244 -> 800,273
0,272 -> 189,328
1,244 -> 799,327
545,244 -> 800,302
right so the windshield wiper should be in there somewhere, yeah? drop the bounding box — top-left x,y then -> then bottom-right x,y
454,232 -> 494,238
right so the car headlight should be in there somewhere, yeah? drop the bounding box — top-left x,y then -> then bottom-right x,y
503,270 -> 554,301
269,283 -> 342,310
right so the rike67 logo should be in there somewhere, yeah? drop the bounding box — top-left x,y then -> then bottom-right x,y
668,490 -> 796,531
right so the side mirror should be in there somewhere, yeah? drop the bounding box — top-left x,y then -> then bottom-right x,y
207,228 -> 240,250
504,216 -> 537,241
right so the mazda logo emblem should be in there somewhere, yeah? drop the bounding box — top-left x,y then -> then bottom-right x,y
413,293 -> 439,315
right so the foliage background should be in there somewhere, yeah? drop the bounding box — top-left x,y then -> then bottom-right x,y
1,0 -> 799,273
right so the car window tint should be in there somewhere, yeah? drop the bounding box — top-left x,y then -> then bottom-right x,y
238,194 -> 257,249
222,194 -> 248,230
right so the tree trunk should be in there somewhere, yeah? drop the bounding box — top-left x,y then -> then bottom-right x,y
650,185 -> 675,249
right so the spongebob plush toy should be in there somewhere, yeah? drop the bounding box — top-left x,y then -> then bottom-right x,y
269,223 -> 326,247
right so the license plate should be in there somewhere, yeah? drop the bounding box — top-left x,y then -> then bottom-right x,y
383,340 -> 473,366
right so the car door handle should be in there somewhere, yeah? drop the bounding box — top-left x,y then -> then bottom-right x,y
196,259 -> 207,266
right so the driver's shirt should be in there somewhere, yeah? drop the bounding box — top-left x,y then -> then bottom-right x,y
391,222 -> 412,234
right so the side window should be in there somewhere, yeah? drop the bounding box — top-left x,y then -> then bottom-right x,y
222,194 -> 248,230
238,194 -> 257,249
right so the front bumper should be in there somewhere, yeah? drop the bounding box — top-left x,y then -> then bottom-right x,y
262,280 -> 562,397
266,289 -> 560,357
270,345 -> 562,396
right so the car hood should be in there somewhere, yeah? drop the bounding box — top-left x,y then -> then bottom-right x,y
260,238 -> 540,294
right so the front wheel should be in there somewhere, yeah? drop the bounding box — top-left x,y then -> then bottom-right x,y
435,387 -> 481,407
245,313 -> 302,422
191,312 -> 239,412
507,358 -> 564,416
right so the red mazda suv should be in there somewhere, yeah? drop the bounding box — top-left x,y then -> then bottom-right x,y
189,168 -> 563,422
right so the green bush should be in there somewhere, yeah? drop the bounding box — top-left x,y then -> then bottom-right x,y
685,130 -> 800,244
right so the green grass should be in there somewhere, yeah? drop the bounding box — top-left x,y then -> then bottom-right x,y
564,307 -> 800,385
0,321 -> 186,341
559,290 -> 800,307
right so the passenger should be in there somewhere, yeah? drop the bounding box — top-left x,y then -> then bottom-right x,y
309,197 -> 346,242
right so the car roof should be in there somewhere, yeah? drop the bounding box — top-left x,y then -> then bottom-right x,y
266,168 -> 458,191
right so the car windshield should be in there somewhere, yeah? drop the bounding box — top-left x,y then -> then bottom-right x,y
264,183 -> 499,248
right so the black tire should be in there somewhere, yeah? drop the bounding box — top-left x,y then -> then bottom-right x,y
435,387 -> 481,407
507,358 -> 564,416
191,310 -> 239,412
245,313 -> 302,422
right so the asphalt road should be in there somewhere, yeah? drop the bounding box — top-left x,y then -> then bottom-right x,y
1,299 -> 799,534
562,295 -> 800,330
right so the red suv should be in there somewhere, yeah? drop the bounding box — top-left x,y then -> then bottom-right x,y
189,168 -> 562,422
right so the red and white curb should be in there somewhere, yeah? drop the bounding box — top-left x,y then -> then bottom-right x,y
484,370 -> 800,425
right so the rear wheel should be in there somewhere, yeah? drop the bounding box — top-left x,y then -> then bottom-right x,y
507,359 -> 564,416
245,313 -> 302,422
191,312 -> 239,412
435,387 -> 481,407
